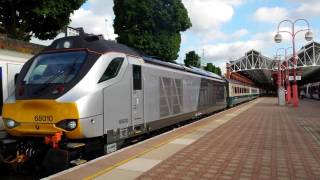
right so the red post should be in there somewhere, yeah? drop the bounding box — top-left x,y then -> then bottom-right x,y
287,82 -> 291,104
286,57 -> 291,104
284,48 -> 292,104
292,33 -> 299,107
292,83 -> 298,106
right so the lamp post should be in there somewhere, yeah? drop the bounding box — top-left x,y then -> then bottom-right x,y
275,48 -> 285,106
274,19 -> 313,107
284,47 -> 293,104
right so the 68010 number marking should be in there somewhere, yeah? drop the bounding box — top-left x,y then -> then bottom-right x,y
34,115 -> 53,122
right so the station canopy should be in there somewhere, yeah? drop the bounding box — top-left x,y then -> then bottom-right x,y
229,50 -> 274,88
229,41 -> 320,88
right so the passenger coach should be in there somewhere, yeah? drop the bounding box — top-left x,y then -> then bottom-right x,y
301,82 -> 320,99
226,78 -> 260,107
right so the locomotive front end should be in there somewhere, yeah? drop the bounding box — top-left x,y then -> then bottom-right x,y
2,50 -> 90,139
0,36 -> 104,171
3,100 -> 82,139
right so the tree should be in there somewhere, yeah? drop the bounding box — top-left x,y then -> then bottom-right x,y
113,0 -> 191,62
204,63 -> 222,76
184,51 -> 201,68
0,0 -> 85,41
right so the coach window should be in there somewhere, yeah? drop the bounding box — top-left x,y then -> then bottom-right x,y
99,57 -> 124,83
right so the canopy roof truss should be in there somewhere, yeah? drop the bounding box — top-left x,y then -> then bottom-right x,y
228,41 -> 320,87
229,50 -> 274,87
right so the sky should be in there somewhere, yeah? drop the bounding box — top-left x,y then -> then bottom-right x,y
31,0 -> 320,73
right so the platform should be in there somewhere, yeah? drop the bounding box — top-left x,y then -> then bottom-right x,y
46,98 -> 320,180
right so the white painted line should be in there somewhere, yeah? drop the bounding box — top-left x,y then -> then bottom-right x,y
170,138 -> 195,145
225,113 -> 238,117
117,158 -> 162,172
215,117 -> 232,122
198,128 -> 213,132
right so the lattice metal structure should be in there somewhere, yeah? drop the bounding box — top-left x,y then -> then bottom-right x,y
229,50 -> 274,87
296,42 -> 320,67
230,50 -> 274,72
295,42 -> 320,81
271,42 -> 320,83
229,41 -> 320,87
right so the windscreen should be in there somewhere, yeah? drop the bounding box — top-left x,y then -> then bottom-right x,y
23,51 -> 87,84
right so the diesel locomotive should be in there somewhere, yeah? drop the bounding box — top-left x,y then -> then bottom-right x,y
0,33 -> 259,171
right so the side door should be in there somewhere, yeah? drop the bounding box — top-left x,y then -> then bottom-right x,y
0,63 -> 7,133
0,63 -> 8,115
128,57 -> 144,131
101,54 -> 130,136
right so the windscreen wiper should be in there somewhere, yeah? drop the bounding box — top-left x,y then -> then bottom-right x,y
63,58 -> 79,83
32,70 -> 66,95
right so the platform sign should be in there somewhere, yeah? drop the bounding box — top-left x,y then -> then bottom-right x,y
289,76 -> 301,81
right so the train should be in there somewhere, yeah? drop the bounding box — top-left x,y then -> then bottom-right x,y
300,82 -> 320,99
226,78 -> 260,106
0,61 -> 26,139
0,33 -> 260,172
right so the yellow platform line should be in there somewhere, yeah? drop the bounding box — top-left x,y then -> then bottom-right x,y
83,100 -> 258,180
84,125 -> 204,180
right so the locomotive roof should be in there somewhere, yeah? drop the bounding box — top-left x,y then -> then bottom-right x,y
44,34 -> 141,57
143,57 -> 223,81
44,34 -> 223,81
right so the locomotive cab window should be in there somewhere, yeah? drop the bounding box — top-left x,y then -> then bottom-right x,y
23,51 -> 87,84
99,57 -> 124,83
133,65 -> 142,90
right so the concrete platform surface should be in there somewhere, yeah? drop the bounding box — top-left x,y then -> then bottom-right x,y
46,98 -> 320,180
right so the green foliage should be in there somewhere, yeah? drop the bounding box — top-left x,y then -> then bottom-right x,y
0,0 -> 85,41
184,51 -> 201,68
113,0 -> 191,62
204,63 -> 222,76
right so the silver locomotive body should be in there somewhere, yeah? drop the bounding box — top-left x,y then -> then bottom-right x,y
58,51 -> 227,152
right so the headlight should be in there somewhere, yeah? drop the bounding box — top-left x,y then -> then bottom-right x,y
56,119 -> 77,131
63,41 -> 71,48
67,121 -> 77,130
4,119 -> 19,129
